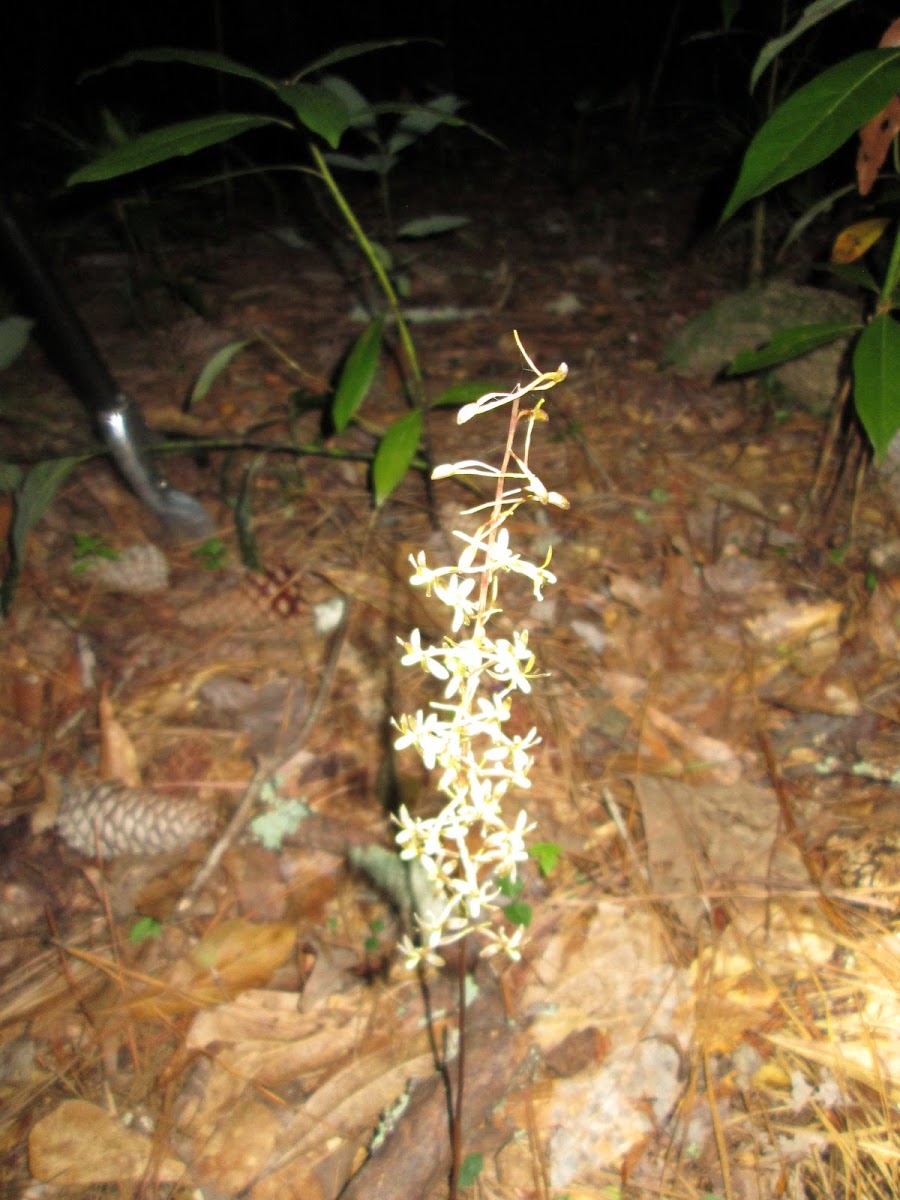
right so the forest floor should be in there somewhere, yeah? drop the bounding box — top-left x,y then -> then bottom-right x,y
1,150 -> 899,1199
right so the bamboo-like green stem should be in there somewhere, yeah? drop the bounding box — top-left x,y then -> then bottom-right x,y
309,142 -> 424,407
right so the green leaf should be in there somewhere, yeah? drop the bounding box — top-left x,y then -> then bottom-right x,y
749,0 -> 858,93
726,321 -> 859,375
0,463 -> 23,493
129,916 -> 162,943
497,874 -> 524,899
372,410 -> 422,507
778,182 -> 856,256
0,316 -> 34,371
276,82 -> 353,148
3,457 -> 82,616
332,318 -> 384,433
722,50 -> 900,222
191,340 -> 251,405
530,841 -> 562,877
67,114 -> 280,184
191,537 -> 229,570
318,74 -> 375,127
396,93 -> 463,135
292,39 -> 416,81
820,260 -> 879,292
396,215 -> 470,238
430,380 -> 504,409
853,313 -> 900,457
504,899 -> 533,927
457,1153 -> 484,1188
82,47 -> 281,90
14,458 -> 81,545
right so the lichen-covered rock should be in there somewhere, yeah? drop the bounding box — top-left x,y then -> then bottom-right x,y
661,279 -> 861,412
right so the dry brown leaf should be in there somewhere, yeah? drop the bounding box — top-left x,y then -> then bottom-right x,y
29,1099 -> 186,1185
125,919 -> 297,1018
744,597 -> 842,654
98,683 -> 141,787
187,992 -> 366,1089
857,18 -> 900,195
637,776 -> 806,930
191,1097 -> 281,1194
766,1032 -> 900,1102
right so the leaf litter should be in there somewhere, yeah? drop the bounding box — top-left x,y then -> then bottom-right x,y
1,163 -> 899,1199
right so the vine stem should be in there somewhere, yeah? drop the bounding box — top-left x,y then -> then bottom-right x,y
309,141 -> 424,406
309,140 -> 438,524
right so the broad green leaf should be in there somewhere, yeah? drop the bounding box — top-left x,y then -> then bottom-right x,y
3,456 -> 82,616
726,321 -> 859,375
430,380 -> 504,408
750,0 -> 859,92
67,115 -> 280,184
396,215 -> 469,238
372,410 -> 422,507
0,316 -> 33,371
276,82 -> 352,148
191,340 -> 251,405
81,47 -> 280,91
722,50 -> 900,222
853,313 -> 900,457
292,39 -> 416,81
332,318 -> 384,433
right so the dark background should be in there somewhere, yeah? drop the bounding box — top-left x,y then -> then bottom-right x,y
4,1 -> 894,154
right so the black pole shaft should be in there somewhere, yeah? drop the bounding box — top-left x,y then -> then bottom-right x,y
0,199 -> 120,414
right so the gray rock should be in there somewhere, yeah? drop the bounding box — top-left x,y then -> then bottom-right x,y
661,279 -> 861,412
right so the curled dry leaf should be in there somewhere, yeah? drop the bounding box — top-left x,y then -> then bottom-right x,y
98,684 -> 141,787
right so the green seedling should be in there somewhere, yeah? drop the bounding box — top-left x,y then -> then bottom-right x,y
67,42 -> 495,517
191,537 -> 229,570
129,916 -> 162,943
71,534 -> 119,573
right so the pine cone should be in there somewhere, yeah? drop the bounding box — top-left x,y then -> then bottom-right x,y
57,781 -> 216,858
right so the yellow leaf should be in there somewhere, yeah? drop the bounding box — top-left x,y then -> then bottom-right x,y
831,218 -> 889,264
